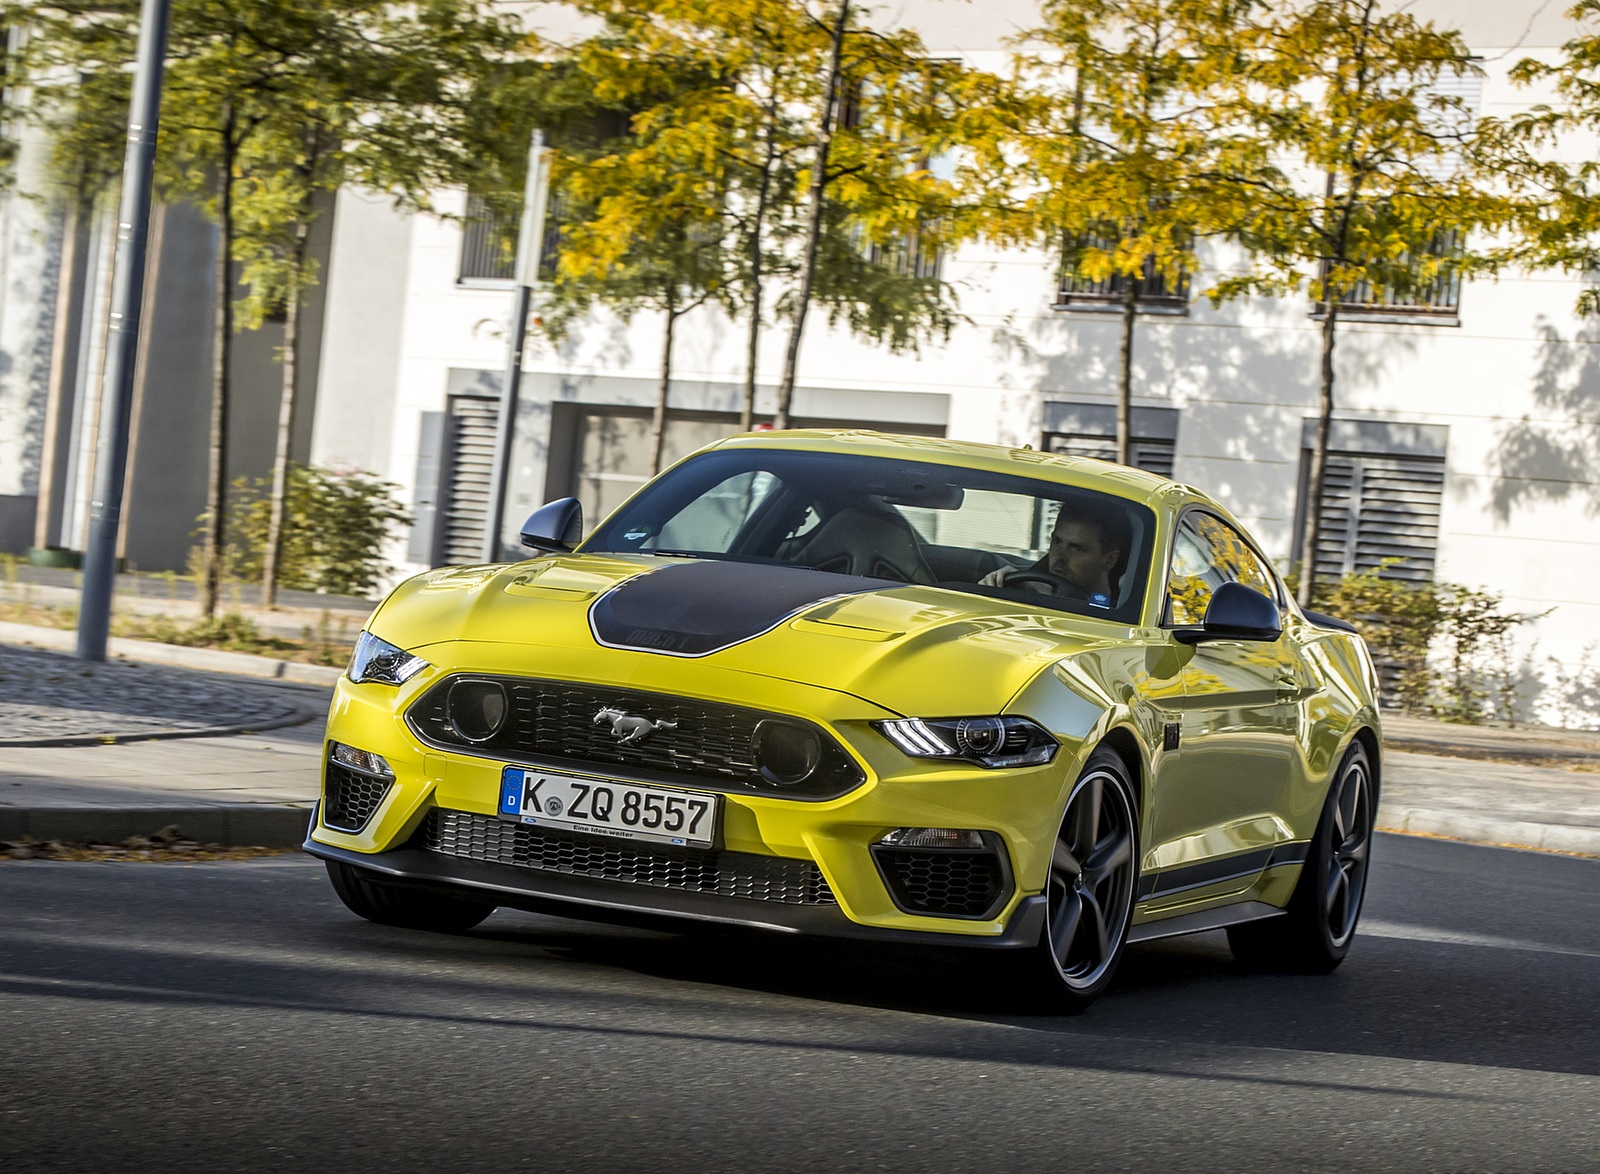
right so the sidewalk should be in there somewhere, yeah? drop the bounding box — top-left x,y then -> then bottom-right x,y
3,620 -> 1599,857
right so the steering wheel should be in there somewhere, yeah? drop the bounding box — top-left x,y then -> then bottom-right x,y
1002,569 -> 1089,601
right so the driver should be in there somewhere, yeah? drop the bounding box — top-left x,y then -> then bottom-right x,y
981,502 -> 1128,608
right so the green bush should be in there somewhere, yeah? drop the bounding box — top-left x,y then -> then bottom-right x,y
1307,564 -> 1542,724
225,464 -> 411,598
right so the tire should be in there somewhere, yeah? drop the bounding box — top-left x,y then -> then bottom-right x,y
325,861 -> 496,933
1029,745 -> 1140,1013
1228,739 -> 1375,973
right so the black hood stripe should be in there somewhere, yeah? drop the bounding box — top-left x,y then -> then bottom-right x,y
588,561 -> 886,657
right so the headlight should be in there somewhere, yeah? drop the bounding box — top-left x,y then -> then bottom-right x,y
874,715 -> 1058,769
347,631 -> 430,686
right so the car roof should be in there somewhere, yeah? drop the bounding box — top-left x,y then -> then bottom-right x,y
705,428 -> 1182,504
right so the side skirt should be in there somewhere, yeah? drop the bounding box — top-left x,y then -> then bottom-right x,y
1127,900 -> 1285,945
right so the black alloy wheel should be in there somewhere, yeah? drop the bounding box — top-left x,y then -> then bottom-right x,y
1228,739 -> 1375,972
1035,745 -> 1139,1011
326,861 -> 496,933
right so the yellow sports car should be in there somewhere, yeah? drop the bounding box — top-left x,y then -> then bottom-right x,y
306,430 -> 1380,1010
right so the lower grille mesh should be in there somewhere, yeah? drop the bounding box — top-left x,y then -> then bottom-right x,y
323,763 -> 392,832
872,847 -> 1005,918
418,809 -> 837,906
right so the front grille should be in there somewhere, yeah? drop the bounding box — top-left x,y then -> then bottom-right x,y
323,762 -> 392,832
872,846 -> 1007,919
418,808 -> 838,906
405,677 -> 864,799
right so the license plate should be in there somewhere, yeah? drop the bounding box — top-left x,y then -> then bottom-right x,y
497,767 -> 718,848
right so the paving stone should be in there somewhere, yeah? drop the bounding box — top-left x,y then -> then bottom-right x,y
0,644 -> 317,745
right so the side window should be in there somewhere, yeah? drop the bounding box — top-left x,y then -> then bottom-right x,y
1166,512 -> 1278,625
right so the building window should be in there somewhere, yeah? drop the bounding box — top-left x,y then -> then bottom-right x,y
458,192 -> 563,285
1043,402 -> 1179,477
837,71 -> 948,283
860,225 -> 942,281
1055,225 -> 1190,311
459,193 -> 516,282
1320,227 -> 1465,320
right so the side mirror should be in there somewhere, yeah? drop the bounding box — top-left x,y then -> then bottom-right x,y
520,497 -> 583,552
1175,581 -> 1282,644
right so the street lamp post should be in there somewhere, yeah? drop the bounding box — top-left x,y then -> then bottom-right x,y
76,0 -> 172,662
481,129 -> 552,563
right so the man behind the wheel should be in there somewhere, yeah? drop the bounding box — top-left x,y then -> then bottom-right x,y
981,502 -> 1128,607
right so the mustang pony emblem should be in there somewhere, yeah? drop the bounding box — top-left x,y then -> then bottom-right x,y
594,706 -> 678,746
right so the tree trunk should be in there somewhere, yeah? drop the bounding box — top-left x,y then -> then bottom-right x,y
261,221 -> 309,608
650,292 -> 677,475
741,83 -> 782,433
774,0 -> 850,428
1117,279 -> 1136,466
1297,300 -> 1338,610
201,108 -> 236,621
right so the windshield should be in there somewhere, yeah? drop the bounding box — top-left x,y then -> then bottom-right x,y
582,448 -> 1156,624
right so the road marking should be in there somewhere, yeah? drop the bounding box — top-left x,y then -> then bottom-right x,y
1362,918 -> 1600,959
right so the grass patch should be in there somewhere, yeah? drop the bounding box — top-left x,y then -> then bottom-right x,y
0,600 -> 352,666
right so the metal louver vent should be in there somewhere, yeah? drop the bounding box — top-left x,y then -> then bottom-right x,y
1312,453 -> 1444,584
439,398 -> 498,566
1046,433 -> 1176,479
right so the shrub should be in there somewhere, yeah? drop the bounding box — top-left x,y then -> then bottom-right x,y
1308,565 -> 1542,724
226,464 -> 411,598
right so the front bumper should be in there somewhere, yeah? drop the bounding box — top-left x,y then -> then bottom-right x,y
304,804 -> 1045,948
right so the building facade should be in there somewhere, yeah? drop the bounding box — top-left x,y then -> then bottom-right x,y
2,1 -> 1598,721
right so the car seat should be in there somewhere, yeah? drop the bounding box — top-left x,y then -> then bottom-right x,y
791,506 -> 937,584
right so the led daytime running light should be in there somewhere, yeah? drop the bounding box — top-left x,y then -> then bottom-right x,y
876,715 -> 1058,769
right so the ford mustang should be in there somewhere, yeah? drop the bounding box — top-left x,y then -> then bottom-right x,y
305,430 -> 1381,1010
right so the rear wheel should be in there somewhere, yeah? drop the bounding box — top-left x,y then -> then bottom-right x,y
325,861 -> 496,933
1228,740 -> 1374,972
1031,746 -> 1139,1012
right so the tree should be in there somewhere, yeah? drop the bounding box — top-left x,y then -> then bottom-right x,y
516,0 -> 1009,443
1012,0 -> 1267,465
1214,0 -> 1500,606
11,0 -> 520,613
1483,1 -> 1600,317
771,1 -> 1003,427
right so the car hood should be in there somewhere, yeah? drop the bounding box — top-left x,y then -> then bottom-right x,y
372,555 -> 1128,717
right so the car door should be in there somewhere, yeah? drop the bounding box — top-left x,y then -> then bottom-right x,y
1145,509 -> 1302,905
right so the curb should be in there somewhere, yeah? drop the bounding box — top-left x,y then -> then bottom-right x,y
0,705 -> 318,748
0,620 -> 344,686
1378,807 -> 1600,857
0,805 -> 314,850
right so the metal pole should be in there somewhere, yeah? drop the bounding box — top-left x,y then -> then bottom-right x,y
482,129 -> 551,563
77,0 -> 172,661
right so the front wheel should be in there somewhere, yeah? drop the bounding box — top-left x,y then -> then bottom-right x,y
1030,746 -> 1140,1013
1228,739 -> 1375,972
326,861 -> 496,933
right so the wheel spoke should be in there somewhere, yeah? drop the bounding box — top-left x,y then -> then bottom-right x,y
1321,857 -> 1345,916
1341,836 -> 1369,864
1052,838 -> 1082,883
1081,891 -> 1110,965
1337,766 -> 1363,837
1049,892 -> 1082,966
1072,776 -> 1104,851
1082,828 -> 1131,882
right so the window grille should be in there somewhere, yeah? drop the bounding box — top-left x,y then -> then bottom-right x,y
1055,227 -> 1189,309
1322,228 -> 1464,318
459,192 -> 564,284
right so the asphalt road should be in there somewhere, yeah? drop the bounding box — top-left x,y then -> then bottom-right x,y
2,835 -> 1597,1174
